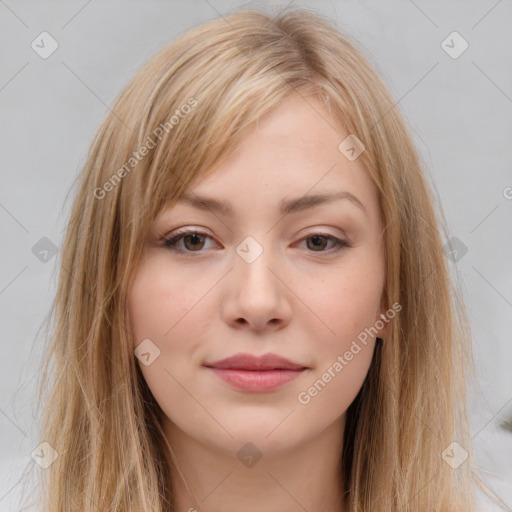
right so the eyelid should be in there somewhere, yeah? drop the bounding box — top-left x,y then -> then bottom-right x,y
162,228 -> 218,251
161,227 -> 351,255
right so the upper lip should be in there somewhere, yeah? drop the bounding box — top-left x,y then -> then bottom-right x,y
204,353 -> 307,371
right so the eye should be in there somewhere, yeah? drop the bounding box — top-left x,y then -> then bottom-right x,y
163,229 -> 216,253
162,229 -> 350,255
297,232 -> 350,253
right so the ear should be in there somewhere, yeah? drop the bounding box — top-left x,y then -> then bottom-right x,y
375,311 -> 390,338
375,298 -> 390,338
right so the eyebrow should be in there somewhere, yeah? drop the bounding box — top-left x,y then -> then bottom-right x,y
176,190 -> 366,217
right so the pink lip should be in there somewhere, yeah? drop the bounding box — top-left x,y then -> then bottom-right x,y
203,353 -> 308,392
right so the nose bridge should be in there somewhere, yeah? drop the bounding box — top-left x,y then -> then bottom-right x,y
235,234 -> 277,289
236,233 -> 267,264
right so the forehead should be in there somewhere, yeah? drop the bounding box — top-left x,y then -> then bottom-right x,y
176,96 -> 377,212
152,94 -> 382,237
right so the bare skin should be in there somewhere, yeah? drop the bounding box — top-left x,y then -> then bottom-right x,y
128,93 -> 388,512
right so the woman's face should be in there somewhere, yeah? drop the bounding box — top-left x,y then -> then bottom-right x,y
128,94 -> 388,459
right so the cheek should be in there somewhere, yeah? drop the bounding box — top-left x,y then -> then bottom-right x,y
303,253 -> 384,353
128,261 -> 210,423
129,270 -> 168,348
294,262 -> 381,421
129,259 -> 201,348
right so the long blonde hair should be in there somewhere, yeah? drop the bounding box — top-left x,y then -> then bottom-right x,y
18,6 -> 500,511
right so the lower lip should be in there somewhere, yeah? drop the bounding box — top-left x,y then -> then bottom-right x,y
206,368 -> 305,392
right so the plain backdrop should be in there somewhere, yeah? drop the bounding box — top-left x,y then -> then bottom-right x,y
0,1 -> 511,511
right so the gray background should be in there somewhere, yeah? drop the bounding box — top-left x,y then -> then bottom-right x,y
0,1 -> 511,510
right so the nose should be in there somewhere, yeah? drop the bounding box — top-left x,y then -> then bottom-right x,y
220,241 -> 292,333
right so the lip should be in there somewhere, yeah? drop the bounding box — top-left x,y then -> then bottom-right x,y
203,353 -> 308,392
205,353 -> 306,371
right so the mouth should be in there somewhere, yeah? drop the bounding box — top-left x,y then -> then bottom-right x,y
203,353 -> 308,392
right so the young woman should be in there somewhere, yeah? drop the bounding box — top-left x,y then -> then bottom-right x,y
22,7 -> 503,512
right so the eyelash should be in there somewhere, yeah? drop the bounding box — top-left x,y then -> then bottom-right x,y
162,229 -> 350,255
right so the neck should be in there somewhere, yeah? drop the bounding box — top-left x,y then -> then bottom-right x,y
163,415 -> 348,512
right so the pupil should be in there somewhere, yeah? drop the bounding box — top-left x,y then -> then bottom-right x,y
308,235 -> 326,251
186,234 -> 203,250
